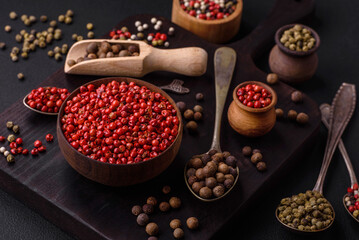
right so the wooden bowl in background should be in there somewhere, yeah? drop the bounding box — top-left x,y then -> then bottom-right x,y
171,0 -> 243,44
57,77 -> 183,186
227,81 -> 277,137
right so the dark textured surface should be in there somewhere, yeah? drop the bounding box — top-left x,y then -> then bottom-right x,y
0,0 -> 358,240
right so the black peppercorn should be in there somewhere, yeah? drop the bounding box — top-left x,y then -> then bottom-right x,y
137,213 -> 149,226
186,168 -> 196,177
143,204 -> 154,214
128,44 -> 139,54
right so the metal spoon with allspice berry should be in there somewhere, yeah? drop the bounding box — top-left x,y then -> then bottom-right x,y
275,83 -> 356,233
320,103 -> 359,223
184,47 -> 238,202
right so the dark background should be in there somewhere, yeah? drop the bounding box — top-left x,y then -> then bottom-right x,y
0,0 -> 358,239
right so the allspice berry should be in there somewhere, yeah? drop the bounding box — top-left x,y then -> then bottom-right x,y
183,109 -> 194,120
176,101 -> 186,113
251,153 -> 263,164
253,149 -> 261,154
137,213 -> 149,226
159,202 -> 170,212
186,217 -> 199,230
162,185 -> 171,194
186,121 -> 198,133
195,168 -> 205,180
186,168 -> 196,177
188,176 -> 198,185
170,219 -> 181,229
173,228 -> 184,239
216,172 -> 225,183
169,197 -> 181,209
131,205 -> 142,216
242,146 -> 252,156
218,163 -> 229,174
205,177 -> 217,189
196,92 -> 204,101
143,204 -> 154,215
145,222 -> 159,236
224,178 -> 234,189
296,112 -> 309,125
189,157 -> 203,169
148,237 -> 158,240
275,108 -> 284,119
201,154 -> 211,165
291,91 -> 303,103
147,196 -> 157,206
256,161 -> 267,171
225,155 -> 237,168
193,105 -> 203,113
267,73 -> 278,85
287,109 -> 298,121
194,112 -> 202,121
213,185 -> 225,197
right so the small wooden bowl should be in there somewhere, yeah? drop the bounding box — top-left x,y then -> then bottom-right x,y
227,81 -> 277,137
269,24 -> 320,83
57,77 -> 183,186
171,0 -> 243,43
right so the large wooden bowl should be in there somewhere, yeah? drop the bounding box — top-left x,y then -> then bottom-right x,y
171,0 -> 243,43
57,77 -> 183,186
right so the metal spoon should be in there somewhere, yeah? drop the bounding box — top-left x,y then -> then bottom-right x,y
23,87 -> 58,116
184,47 -> 237,202
320,103 -> 359,223
275,83 -> 356,233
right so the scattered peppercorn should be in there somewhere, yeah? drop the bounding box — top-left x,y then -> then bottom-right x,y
86,23 -> 94,30
242,146 -> 252,156
186,217 -> 199,230
193,105 -> 203,113
275,108 -> 284,119
9,11 -> 17,20
131,205 -> 142,216
196,92 -> 204,101
251,152 -> 263,164
17,73 -> 25,80
256,161 -> 267,171
137,213 -> 149,226
40,15 -> 48,22
147,196 -> 157,206
7,134 -> 16,143
169,197 -> 181,209
6,121 -> 14,129
291,91 -> 303,103
6,154 -> 15,163
288,109 -> 298,121
5,25 -> 12,33
0,42 -> 6,50
296,112 -> 309,125
159,202 -> 170,212
183,109 -> 194,120
173,228 -> 184,239
186,121 -> 198,133
12,125 -> 20,133
170,219 -> 181,230
143,204 -> 154,215
0,136 -> 5,142
266,73 -> 279,85
162,185 -> 171,194
252,149 -> 261,154
193,112 -> 203,121
145,222 -> 159,236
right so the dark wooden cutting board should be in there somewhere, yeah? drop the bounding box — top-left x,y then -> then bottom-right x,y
0,0 -> 320,239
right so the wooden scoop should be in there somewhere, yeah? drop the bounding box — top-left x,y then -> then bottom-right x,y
64,39 -> 208,77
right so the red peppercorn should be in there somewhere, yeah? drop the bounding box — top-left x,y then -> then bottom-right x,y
349,206 -> 355,212
34,140 -> 42,148
38,145 -> 46,152
15,137 -> 23,145
46,134 -> 54,142
237,84 -> 272,108
26,87 -> 69,113
348,187 -> 354,193
9,142 -> 17,149
22,149 -> 29,155
10,149 -> 17,155
353,183 -> 358,190
0,136 -> 5,142
31,148 -> 39,156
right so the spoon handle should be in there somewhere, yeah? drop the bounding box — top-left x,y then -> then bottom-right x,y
210,47 -> 237,152
320,103 -> 358,187
313,83 -> 356,193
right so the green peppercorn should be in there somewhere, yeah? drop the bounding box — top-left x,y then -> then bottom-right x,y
49,20 -> 57,27
54,53 -> 62,61
64,16 -> 72,24
40,15 -> 48,22
72,33 -> 78,41
48,50 -> 54,57
86,23 -> 94,30
87,31 -> 94,39
76,35 -> 83,41
66,9 -> 74,17
17,73 -> 24,80
4,25 -> 12,32
9,11 -> 17,20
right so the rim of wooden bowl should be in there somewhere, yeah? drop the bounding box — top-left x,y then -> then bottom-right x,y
23,86 -> 59,116
173,0 -> 243,25
57,76 -> 183,167
275,23 -> 320,57
232,81 -> 277,113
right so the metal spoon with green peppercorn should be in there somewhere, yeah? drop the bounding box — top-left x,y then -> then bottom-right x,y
275,83 -> 356,233
65,39 -> 207,77
320,103 -> 359,223
184,47 -> 238,202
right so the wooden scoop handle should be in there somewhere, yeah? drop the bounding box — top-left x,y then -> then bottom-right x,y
144,47 -> 208,76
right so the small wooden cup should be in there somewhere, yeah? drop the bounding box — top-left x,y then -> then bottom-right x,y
269,24 -> 320,83
57,77 -> 183,186
171,0 -> 243,43
227,81 -> 277,137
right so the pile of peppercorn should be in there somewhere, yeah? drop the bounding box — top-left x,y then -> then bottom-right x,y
186,150 -> 238,199
344,183 -> 359,219
26,87 -> 69,113
179,0 -> 238,20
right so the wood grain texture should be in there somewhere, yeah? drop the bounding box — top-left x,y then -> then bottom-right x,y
57,77 -> 183,186
0,0 -> 320,239
65,40 -> 208,77
171,0 -> 243,43
228,81 -> 277,137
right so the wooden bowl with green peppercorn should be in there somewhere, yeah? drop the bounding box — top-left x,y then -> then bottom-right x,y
269,23 -> 320,83
227,81 -> 277,137
57,77 -> 183,186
